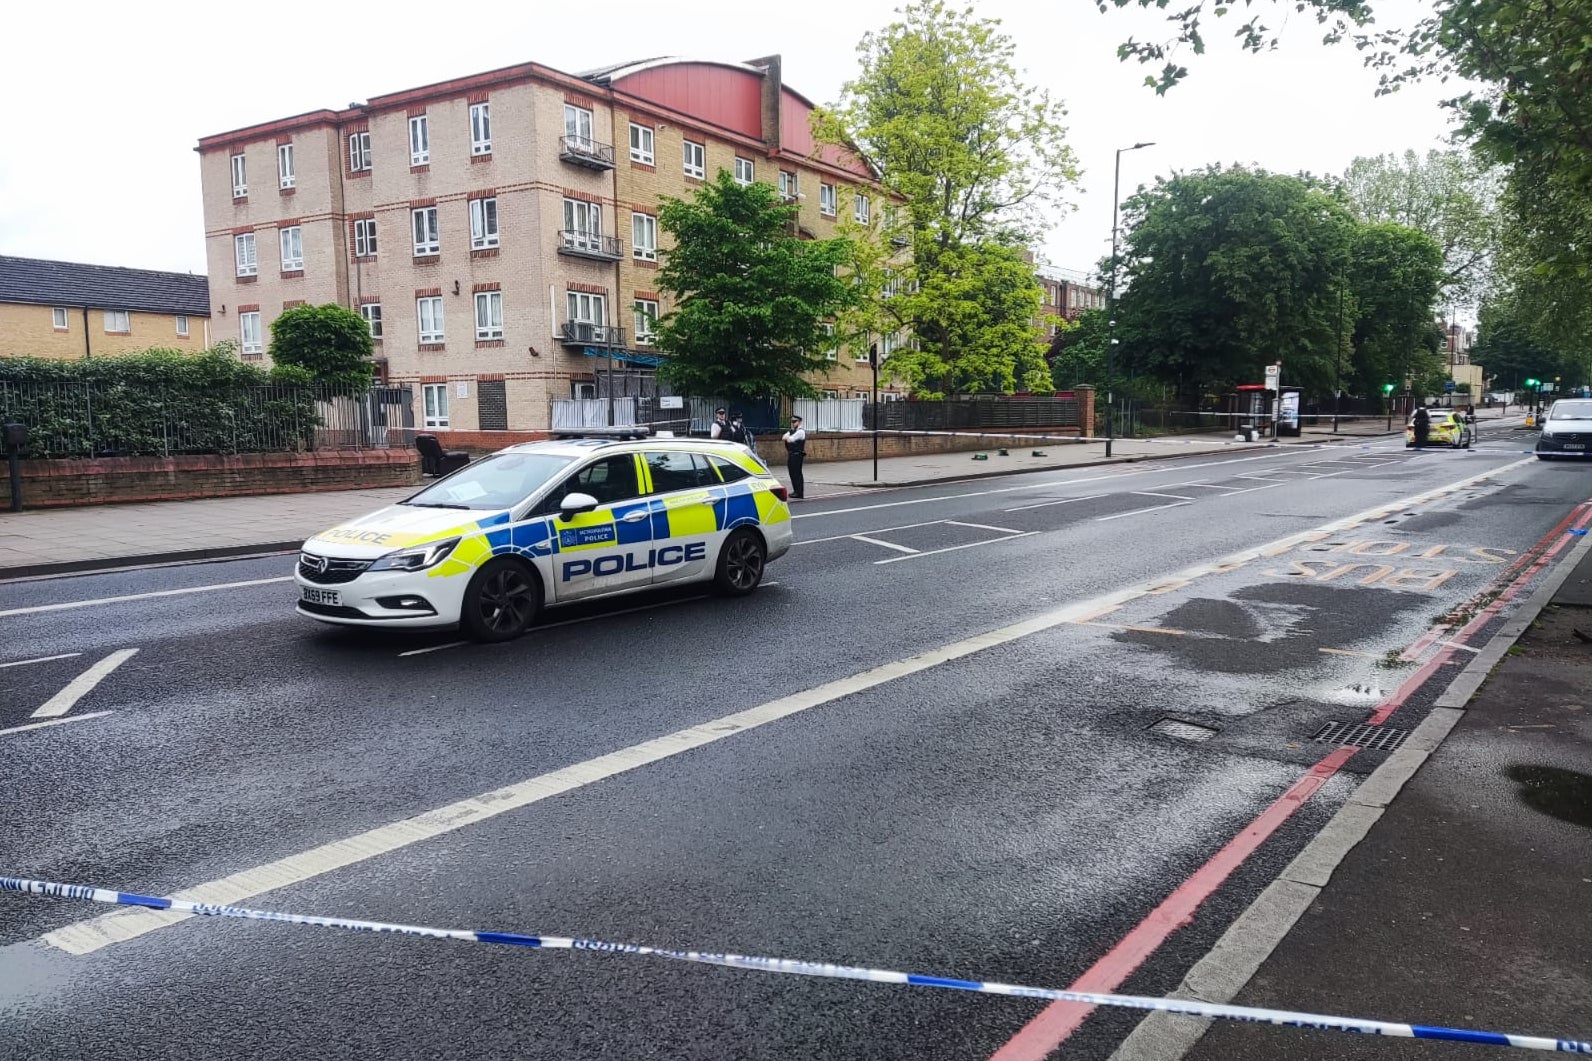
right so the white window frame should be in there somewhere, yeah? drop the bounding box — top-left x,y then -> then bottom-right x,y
855,193 -> 871,224
475,291 -> 504,341
733,157 -> 754,185
820,183 -> 837,217
629,122 -> 654,165
470,197 -> 499,250
412,207 -> 440,256
469,102 -> 492,155
409,115 -> 430,166
564,104 -> 595,143
230,153 -> 247,197
683,140 -> 705,180
279,225 -> 304,271
779,171 -> 799,200
349,131 -> 371,172
360,303 -> 383,339
633,299 -> 659,345
234,233 -> 257,277
422,383 -> 450,428
821,322 -> 838,360
631,212 -> 657,262
240,311 -> 262,355
566,291 -> 606,325
563,199 -> 602,252
51,307 -> 68,329
104,310 -> 130,334
176,315 -> 189,337
278,143 -> 295,189
353,217 -> 377,258
417,296 -> 445,343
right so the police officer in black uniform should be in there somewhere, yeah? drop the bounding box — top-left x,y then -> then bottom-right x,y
782,415 -> 807,499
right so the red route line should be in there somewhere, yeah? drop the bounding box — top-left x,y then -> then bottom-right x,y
988,746 -> 1359,1061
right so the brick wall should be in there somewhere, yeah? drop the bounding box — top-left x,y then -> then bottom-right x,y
751,428 -> 1082,466
17,449 -> 420,508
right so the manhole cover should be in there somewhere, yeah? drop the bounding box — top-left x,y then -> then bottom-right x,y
1313,721 -> 1410,752
1149,718 -> 1219,742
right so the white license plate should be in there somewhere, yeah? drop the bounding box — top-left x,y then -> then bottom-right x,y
1564,443 -> 1586,450
300,587 -> 342,606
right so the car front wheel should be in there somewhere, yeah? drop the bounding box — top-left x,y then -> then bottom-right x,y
713,528 -> 767,596
461,557 -> 541,641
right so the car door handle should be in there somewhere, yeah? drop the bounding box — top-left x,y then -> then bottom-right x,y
619,511 -> 649,523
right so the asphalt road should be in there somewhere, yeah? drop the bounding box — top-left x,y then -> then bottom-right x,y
3,424 -> 1589,1061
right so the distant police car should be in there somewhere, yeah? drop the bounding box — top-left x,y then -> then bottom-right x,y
295,430 -> 793,641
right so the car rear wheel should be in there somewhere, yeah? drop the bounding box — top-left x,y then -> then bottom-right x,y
461,557 -> 541,641
713,528 -> 766,596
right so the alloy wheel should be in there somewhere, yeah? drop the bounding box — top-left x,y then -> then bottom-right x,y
479,567 -> 536,634
725,536 -> 764,591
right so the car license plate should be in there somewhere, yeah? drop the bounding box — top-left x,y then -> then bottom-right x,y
1565,443 -> 1586,450
300,587 -> 341,606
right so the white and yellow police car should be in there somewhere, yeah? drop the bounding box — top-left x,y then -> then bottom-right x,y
295,430 -> 792,641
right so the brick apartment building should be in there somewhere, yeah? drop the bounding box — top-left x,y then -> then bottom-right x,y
1035,264 -> 1105,342
0,255 -> 210,361
196,54 -> 894,435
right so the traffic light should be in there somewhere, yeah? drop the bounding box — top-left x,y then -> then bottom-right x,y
1382,383 -> 1395,394
1525,377 -> 1540,388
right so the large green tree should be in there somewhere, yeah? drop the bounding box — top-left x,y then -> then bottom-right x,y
267,303 -> 375,391
1049,308 -> 1109,392
1346,223 -> 1447,398
654,170 -> 859,401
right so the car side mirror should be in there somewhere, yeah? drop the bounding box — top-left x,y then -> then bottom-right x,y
558,492 -> 600,521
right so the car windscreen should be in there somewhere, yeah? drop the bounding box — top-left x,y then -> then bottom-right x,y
401,452 -> 575,510
1548,401 -> 1592,421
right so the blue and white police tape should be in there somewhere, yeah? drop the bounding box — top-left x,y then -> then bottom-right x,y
5,876 -> 1588,1054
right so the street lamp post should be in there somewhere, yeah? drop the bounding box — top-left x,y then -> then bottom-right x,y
870,343 -> 880,482
1332,270 -> 1345,435
1106,141 -> 1154,458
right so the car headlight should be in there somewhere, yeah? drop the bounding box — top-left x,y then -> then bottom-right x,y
370,537 -> 460,572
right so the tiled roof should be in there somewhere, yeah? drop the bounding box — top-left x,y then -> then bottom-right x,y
0,255 -> 210,317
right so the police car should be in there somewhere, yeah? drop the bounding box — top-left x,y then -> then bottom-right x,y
295,429 -> 793,641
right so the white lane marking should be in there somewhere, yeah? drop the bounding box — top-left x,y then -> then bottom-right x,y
31,649 -> 140,719
0,578 -> 292,619
398,641 -> 468,657
799,518 -> 951,545
1003,494 -> 1109,513
1176,483 -> 1244,492
0,711 -> 114,738
1132,491 -> 1197,501
1234,475 -> 1288,483
851,534 -> 920,554
873,532 -> 1040,565
1094,501 -> 1193,522
35,456 -> 1536,958
0,653 -> 82,670
942,520 -> 1025,535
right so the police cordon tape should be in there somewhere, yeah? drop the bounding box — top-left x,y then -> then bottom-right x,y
804,428 -> 1305,448
5,877 -> 1589,1053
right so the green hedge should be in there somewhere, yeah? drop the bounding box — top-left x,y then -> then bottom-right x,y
0,347 -> 326,459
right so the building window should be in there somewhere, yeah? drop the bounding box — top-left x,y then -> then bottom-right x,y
412,207 -> 440,256
820,183 -> 836,217
349,131 -> 371,172
51,307 -> 68,330
470,197 -> 499,250
779,171 -> 799,201
230,153 -> 247,197
683,140 -> 705,180
104,310 -> 130,334
475,291 -> 504,340
176,315 -> 189,337
234,233 -> 257,277
278,143 -> 295,189
881,331 -> 901,355
821,322 -> 837,360
734,157 -> 754,185
563,199 -> 602,252
855,193 -> 871,224
409,115 -> 429,166
629,122 -> 654,165
633,299 -> 658,345
567,290 -> 606,326
564,104 -> 595,149
469,102 -> 492,155
360,303 -> 383,339
632,212 -> 657,262
417,296 -> 445,343
353,217 -> 377,258
422,383 -> 450,428
279,226 -> 303,271
240,311 -> 262,355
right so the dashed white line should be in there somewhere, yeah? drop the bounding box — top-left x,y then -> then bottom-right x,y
1132,491 -> 1197,502
873,532 -> 1040,564
31,649 -> 140,719
1003,494 -> 1108,513
0,711 -> 114,738
942,520 -> 1025,535
0,578 -> 292,619
1094,501 -> 1193,522
851,534 -> 920,554
0,653 -> 82,669
398,641 -> 469,657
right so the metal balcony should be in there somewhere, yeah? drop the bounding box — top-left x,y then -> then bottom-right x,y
559,321 -> 626,348
560,134 -> 616,170
558,230 -> 623,261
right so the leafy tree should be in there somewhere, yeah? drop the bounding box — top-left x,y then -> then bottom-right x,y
1346,223 -> 1446,398
267,304 -> 375,391
1049,308 -> 1109,391
655,170 -> 860,401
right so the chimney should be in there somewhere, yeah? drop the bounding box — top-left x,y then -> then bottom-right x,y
745,54 -> 782,153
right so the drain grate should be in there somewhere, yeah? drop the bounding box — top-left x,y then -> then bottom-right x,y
1313,721 -> 1410,752
1149,718 -> 1220,742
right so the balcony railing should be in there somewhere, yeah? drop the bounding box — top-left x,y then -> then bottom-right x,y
560,134 -> 616,170
559,321 -> 626,348
558,230 -> 623,261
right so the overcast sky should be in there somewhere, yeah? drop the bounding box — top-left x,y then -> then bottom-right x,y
1,0 -> 1460,281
